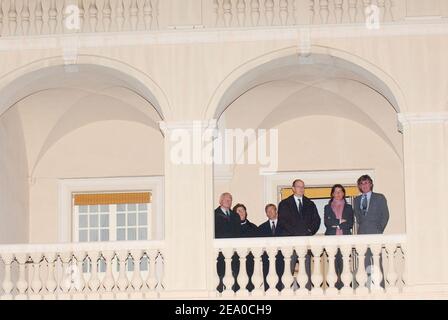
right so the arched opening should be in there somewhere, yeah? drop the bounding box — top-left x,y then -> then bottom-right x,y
212,51 -> 406,236
0,63 -> 167,244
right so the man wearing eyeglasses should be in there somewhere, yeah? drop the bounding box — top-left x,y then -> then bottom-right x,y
354,175 -> 390,235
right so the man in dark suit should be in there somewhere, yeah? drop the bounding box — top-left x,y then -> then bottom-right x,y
258,204 -> 285,292
215,193 -> 241,239
353,175 -> 390,289
258,204 -> 286,237
354,175 -> 390,235
277,179 -> 321,237
215,193 -> 241,292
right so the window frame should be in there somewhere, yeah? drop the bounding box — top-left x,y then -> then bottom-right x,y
58,176 -> 164,242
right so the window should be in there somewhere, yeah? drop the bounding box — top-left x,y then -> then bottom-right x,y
73,192 -> 152,242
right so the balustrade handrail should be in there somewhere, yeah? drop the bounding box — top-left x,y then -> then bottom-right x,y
214,233 -> 407,249
1,0 -> 444,38
0,240 -> 165,256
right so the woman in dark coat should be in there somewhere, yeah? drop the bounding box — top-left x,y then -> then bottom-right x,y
324,184 -> 355,290
233,203 -> 258,238
324,184 -> 354,236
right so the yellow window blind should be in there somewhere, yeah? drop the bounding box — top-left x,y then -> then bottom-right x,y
74,192 -> 152,206
280,186 -> 359,200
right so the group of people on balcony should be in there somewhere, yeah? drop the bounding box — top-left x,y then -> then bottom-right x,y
214,175 -> 390,239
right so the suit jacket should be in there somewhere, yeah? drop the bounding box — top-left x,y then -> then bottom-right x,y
277,195 -> 321,236
324,203 -> 354,235
354,192 -> 390,234
215,207 -> 241,239
257,220 -> 286,237
240,219 -> 258,238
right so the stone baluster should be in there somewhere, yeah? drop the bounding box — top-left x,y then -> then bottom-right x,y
151,0 -> 158,29
116,250 -> 129,295
1,254 -> 14,300
340,245 -> 353,295
77,0 -> 85,32
60,252 -> 73,295
72,251 -> 86,297
88,0 -> 98,32
101,251 -> 115,295
319,0 -> 329,24
356,245 -> 369,295
216,249 -> 223,296
266,248 -> 278,295
236,0 -> 246,27
362,0 -> 371,21
348,0 -> 357,23
30,253 -> 43,298
116,0 -> 125,31
310,246 -> 323,296
371,244 -> 384,294
59,0 -> 67,34
222,248 -> 234,296
385,0 -> 394,22
279,0 -> 288,25
129,0 -> 138,30
0,2 -> 3,36
309,0 -> 315,24
334,0 -> 343,23
48,0 -> 57,33
236,248 -> 249,296
34,0 -> 44,34
265,0 -> 274,26
213,0 -> 220,27
44,252 -> 58,298
8,0 -> 18,36
155,252 -> 165,293
281,247 -> 294,295
250,0 -> 260,26
154,251 -> 165,295
377,0 -> 385,22
102,0 -> 112,31
325,246 -> 338,295
223,0 -> 232,27
385,244 -> 399,293
398,244 -> 406,292
87,252 -> 101,294
146,250 -> 158,297
138,0 -> 146,30
251,248 -> 263,295
21,0 -> 31,35
296,247 -> 309,295
15,253 -> 29,299
130,249 -> 144,291
143,0 -> 153,30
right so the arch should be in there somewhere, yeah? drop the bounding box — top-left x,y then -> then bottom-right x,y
32,119 -> 164,178
0,54 -> 172,120
205,45 -> 407,120
21,87 -> 163,177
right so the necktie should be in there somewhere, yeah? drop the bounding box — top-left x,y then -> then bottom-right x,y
361,195 -> 368,216
271,221 -> 276,236
298,198 -> 303,215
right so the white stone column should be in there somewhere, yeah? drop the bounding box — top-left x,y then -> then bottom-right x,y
398,112 -> 448,287
159,120 -> 217,295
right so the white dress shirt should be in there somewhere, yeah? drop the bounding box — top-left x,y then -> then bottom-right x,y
360,191 -> 372,211
294,195 -> 303,211
220,207 -> 230,216
269,218 -> 278,230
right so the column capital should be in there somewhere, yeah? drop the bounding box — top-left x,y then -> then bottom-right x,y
397,112 -> 448,126
159,119 -> 218,134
